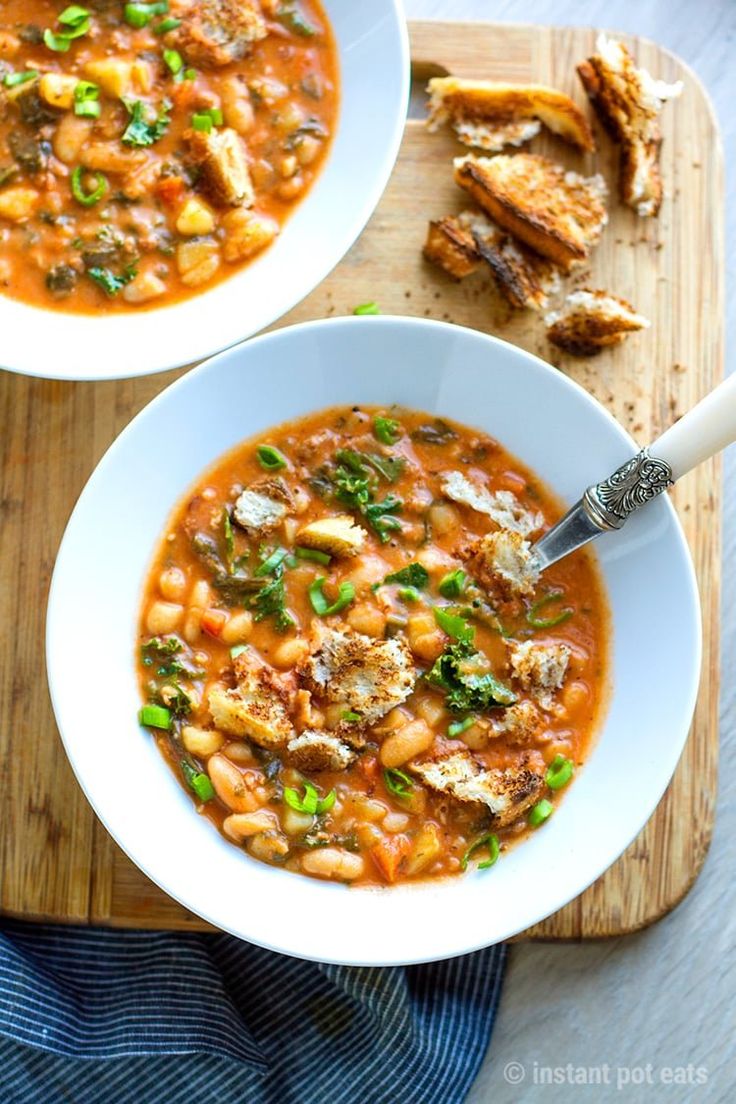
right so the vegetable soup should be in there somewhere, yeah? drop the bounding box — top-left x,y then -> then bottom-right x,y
137,405 -> 609,886
0,1 -> 337,310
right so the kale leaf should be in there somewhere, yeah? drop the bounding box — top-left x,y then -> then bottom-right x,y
427,641 -> 517,713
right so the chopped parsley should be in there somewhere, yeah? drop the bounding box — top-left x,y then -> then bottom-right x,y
122,98 -> 171,147
87,264 -> 137,297
383,563 -> 429,589
373,415 -> 402,445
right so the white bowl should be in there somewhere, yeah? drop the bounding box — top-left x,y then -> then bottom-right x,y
46,317 -> 701,965
1,3 -> 408,381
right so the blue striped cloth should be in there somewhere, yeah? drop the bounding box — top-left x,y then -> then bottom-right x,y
0,920 -> 506,1104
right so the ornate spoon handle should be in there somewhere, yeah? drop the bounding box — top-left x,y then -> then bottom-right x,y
533,372 -> 736,570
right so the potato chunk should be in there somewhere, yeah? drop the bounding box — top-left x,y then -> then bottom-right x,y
0,187 -> 39,222
176,239 -> 221,287
222,208 -> 278,262
296,515 -> 367,557
176,196 -> 216,236
84,59 -> 135,99
39,74 -> 78,111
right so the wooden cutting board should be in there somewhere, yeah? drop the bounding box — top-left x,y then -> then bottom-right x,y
0,22 -> 723,938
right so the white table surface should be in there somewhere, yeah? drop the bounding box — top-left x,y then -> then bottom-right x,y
404,2 -> 735,1101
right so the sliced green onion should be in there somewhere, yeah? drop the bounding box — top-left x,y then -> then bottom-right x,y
527,589 -> 574,629
448,716 -> 475,738
317,789 -> 336,814
139,703 -> 171,729
461,833 -> 500,871
44,6 -> 91,51
546,754 -> 574,791
181,760 -> 215,802
294,546 -> 331,566
74,81 -> 100,118
308,577 -> 355,616
191,107 -> 222,132
230,644 -> 248,659
341,710 -> 361,723
439,569 -> 467,600
373,415 -> 401,445
434,606 -> 474,643
529,799 -> 553,827
383,767 -> 413,798
284,781 -> 320,816
59,5 -> 90,26
398,586 -> 420,603
183,68 -> 197,80
71,165 -> 108,206
256,444 -> 287,470
75,98 -> 100,117
154,16 -> 182,33
255,546 -> 288,577
124,1 -> 169,28
163,47 -> 183,75
353,301 -> 380,315
43,29 -> 72,51
3,70 -> 39,88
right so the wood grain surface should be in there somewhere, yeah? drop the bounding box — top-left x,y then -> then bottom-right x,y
0,21 -> 723,937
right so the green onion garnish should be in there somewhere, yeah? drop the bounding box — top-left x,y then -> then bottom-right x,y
70,165 -> 108,206
461,833 -> 500,871
3,70 -> 39,88
546,754 -> 574,791
163,47 -> 183,75
373,415 -> 401,445
294,546 -> 331,566
398,586 -> 421,603
283,781 -> 334,815
341,710 -> 361,723
448,716 -> 475,738
528,799 -> 553,827
256,444 -> 287,471
44,5 -> 91,51
124,1 -> 169,28
527,590 -> 573,630
433,606 -> 474,643
181,760 -> 215,802
353,301 -> 380,315
183,68 -> 196,80
383,767 -> 413,798
439,569 -> 467,600
154,16 -> 182,33
308,577 -> 355,617
254,547 -> 288,577
230,644 -> 248,659
139,703 -> 171,729
191,107 -> 223,132
73,79 -> 100,118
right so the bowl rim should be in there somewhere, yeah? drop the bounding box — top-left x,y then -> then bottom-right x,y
46,316 -> 703,964
0,2 -> 410,382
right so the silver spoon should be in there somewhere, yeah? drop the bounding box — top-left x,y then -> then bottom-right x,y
532,373 -> 736,570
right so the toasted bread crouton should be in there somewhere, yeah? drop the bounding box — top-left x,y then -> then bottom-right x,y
441,471 -> 543,536
299,626 -> 415,726
208,650 -> 294,748
464,529 -> 541,600
233,477 -> 293,536
423,215 -> 482,280
187,126 -> 254,206
170,0 -> 267,68
508,640 -> 570,709
296,515 -> 367,557
469,212 -> 563,309
454,153 -> 607,270
287,730 -> 357,772
427,77 -> 595,152
545,289 -> 650,356
492,700 -> 544,745
578,34 -> 682,217
410,749 -> 545,827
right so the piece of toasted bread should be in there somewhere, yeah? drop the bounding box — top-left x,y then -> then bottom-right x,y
453,153 -> 607,270
545,289 -> 650,356
424,210 -> 562,309
577,34 -> 682,217
423,215 -> 482,279
427,77 -> 595,152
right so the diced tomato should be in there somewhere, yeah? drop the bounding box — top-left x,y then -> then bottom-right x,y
370,835 -> 412,884
201,609 -> 228,638
154,176 -> 186,206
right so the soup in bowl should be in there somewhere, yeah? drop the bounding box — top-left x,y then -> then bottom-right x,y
46,317 -> 701,964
